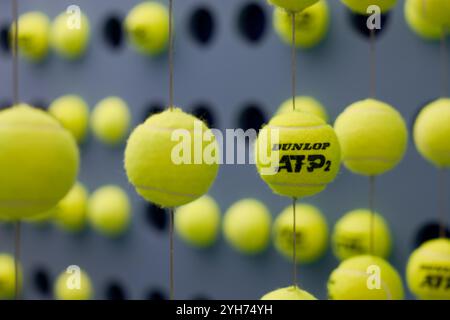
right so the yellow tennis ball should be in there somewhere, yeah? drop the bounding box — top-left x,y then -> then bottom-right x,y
54,267 -> 93,300
334,99 -> 408,176
261,286 -> 317,300
51,10 -> 90,59
268,0 -> 320,12
49,95 -> 90,143
255,111 -> 341,198
406,238 -> 450,300
11,12 -> 50,61
223,199 -> 272,254
413,98 -> 450,168
404,0 -> 443,40
332,209 -> 392,261
273,203 -> 328,263
0,105 -> 79,220
125,108 -> 219,208
341,0 -> 398,15
175,195 -> 221,248
88,185 -> 131,237
277,96 -> 329,122
53,182 -> 88,232
273,1 -> 329,49
328,255 -> 404,299
91,97 -> 131,145
125,2 -> 170,56
0,254 -> 22,300
422,0 -> 450,28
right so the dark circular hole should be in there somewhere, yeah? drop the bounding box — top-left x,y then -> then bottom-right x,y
347,11 -> 390,39
0,23 -> 11,54
142,102 -> 165,121
145,288 -> 167,300
189,7 -> 215,46
103,15 -> 123,49
0,100 -> 12,110
31,99 -> 49,110
411,98 -> 436,132
238,3 -> 266,44
32,267 -> 51,296
105,281 -> 127,300
145,203 -> 168,232
238,103 -> 267,131
192,103 -> 216,128
414,221 -> 450,248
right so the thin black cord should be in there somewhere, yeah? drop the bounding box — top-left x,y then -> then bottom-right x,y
292,197 -> 298,288
369,176 -> 375,255
168,0 -> 174,111
169,208 -> 174,300
369,28 -> 376,98
291,12 -> 297,111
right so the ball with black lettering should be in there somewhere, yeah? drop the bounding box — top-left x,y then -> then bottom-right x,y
255,110 -> 341,198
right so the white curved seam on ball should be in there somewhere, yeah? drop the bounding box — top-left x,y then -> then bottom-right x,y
136,184 -> 198,198
338,269 -> 393,300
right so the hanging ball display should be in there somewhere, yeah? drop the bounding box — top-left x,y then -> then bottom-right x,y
125,108 -> 219,208
53,182 -> 89,232
0,105 -> 79,220
406,238 -> 450,300
255,111 -> 341,198
261,286 -> 317,300
268,0 -> 320,13
125,2 -> 170,56
421,0 -> 450,29
334,99 -> 408,176
413,98 -> 450,168
0,254 -> 22,300
54,268 -> 93,300
273,0 -> 330,49
328,255 -> 404,300
341,0 -> 398,15
404,0 -> 443,40
273,203 -> 328,263
276,96 -> 329,122
332,209 -> 392,261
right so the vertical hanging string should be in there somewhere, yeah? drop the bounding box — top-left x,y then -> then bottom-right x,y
168,0 -> 174,111
441,27 -> 448,98
369,176 -> 375,254
292,197 -> 298,287
369,28 -> 376,98
291,12 -> 296,111
169,208 -> 174,299
438,169 -> 447,238
14,222 -> 21,300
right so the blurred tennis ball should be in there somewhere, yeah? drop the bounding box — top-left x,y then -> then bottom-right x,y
54,267 -> 93,300
422,0 -> 450,29
53,182 -> 88,233
0,254 -> 22,300
268,0 -> 320,12
404,0 -> 443,40
261,286 -> 317,300
341,0 -> 398,15
276,96 -> 329,122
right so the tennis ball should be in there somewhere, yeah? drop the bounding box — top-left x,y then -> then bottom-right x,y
273,1 -> 329,49
273,203 -> 328,263
125,108 -> 219,208
334,99 -> 408,176
406,238 -> 450,300
125,2 -> 170,56
332,209 -> 392,261
53,182 -> 88,232
255,111 -> 341,198
0,104 -> 79,220
54,267 -> 93,300
277,96 -> 329,122
422,0 -> 450,28
49,95 -> 90,143
261,286 -> 317,300
328,255 -> 404,300
51,10 -> 90,59
11,12 -> 50,61
175,195 -> 221,247
223,199 -> 272,254
404,0 -> 443,40
268,0 -> 320,12
341,0 -> 398,15
91,97 -> 131,145
88,185 -> 131,237
0,254 -> 22,300
413,98 -> 450,168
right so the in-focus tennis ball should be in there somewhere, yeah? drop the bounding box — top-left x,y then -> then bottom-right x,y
277,96 -> 329,122
53,182 -> 88,232
0,254 -> 22,300
0,104 -> 79,220
255,111 -> 341,198
223,199 -> 272,254
87,185 -> 131,237
51,10 -> 90,59
413,98 -> 450,168
422,0 -> 450,28
404,0 -> 443,40
406,238 -> 450,300
125,108 -> 219,208
91,97 -> 131,145
175,195 -> 221,247
261,286 -> 317,300
268,0 -> 320,12
341,0 -> 398,15
54,268 -> 93,300
273,1 -> 329,49
49,95 -> 90,143
334,99 -> 408,176
328,255 -> 404,299
332,209 -> 392,261
273,203 -> 328,263
11,12 -> 50,61
125,2 -> 170,55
